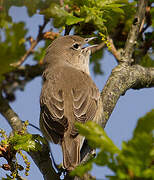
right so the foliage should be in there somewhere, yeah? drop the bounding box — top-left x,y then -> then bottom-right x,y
0,0 -> 153,83
140,54 -> 154,68
41,0 -> 136,36
72,110 -> 154,179
0,0 -> 136,84
0,121 -> 46,179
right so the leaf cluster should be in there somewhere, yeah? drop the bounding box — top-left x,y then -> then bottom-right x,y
0,0 -> 153,82
41,0 -> 135,34
0,121 -> 46,179
72,110 -> 154,179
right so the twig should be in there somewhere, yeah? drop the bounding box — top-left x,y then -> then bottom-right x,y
91,41 -> 105,54
140,5 -> 152,34
2,64 -> 43,101
107,36 -> 121,62
10,18 -> 49,67
10,41 -> 38,67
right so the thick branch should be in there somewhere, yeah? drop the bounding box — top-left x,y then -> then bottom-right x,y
29,143 -> 59,180
101,64 -> 154,127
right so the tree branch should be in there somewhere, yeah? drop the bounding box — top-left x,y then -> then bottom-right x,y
0,91 -> 59,180
0,92 -> 23,131
122,0 -> 147,63
91,41 -> 105,54
107,36 -> 121,62
10,18 -> 49,67
101,64 -> 154,127
1,64 -> 43,101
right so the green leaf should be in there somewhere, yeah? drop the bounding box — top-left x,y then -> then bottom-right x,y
150,7 -> 154,27
76,121 -> 120,154
94,151 -> 109,166
133,109 -> 154,136
40,3 -> 67,19
140,54 -> 154,68
2,174 -> 13,180
120,133 -> 153,177
74,110 -> 154,179
117,110 -> 154,178
66,15 -> 84,25
9,133 -> 45,152
71,158 -> 93,177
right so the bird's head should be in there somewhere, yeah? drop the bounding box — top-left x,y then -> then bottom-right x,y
43,35 -> 97,74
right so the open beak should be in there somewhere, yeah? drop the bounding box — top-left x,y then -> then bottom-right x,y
83,37 -> 98,50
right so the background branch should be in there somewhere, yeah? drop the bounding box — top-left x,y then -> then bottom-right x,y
10,18 -> 49,67
0,92 -> 23,131
107,36 -> 121,62
91,41 -> 105,54
123,0 -> 147,62
1,64 -> 43,101
0,91 -> 59,180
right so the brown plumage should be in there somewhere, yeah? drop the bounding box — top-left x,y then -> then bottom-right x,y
40,35 -> 100,171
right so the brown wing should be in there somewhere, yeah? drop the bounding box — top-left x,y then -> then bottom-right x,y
40,83 -> 68,144
70,83 -> 100,137
40,67 -> 100,143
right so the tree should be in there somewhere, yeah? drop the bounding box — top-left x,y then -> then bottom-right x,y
0,0 -> 153,179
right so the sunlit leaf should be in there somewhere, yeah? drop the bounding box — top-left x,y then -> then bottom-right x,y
66,15 -> 84,25
9,133 -> 45,152
71,158 -> 93,177
134,109 -> 154,135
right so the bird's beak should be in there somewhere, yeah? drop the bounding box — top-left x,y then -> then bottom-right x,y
85,37 -> 97,43
84,37 -> 98,50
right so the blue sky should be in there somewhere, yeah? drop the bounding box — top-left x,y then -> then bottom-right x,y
0,6 -> 154,180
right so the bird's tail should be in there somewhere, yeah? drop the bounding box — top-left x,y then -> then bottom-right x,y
61,135 -> 83,171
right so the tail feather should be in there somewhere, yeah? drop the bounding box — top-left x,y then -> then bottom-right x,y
61,135 -> 83,171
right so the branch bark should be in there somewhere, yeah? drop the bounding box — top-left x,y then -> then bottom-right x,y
0,92 -> 23,131
101,64 -> 154,127
122,0 -> 148,63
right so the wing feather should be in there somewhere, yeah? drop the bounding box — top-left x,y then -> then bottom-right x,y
40,67 -> 100,142
40,84 -> 68,143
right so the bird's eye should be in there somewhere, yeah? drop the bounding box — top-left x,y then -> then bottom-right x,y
73,43 -> 80,49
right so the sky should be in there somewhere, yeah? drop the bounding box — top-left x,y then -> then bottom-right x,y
0,6 -> 154,180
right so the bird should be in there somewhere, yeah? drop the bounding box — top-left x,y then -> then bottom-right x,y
39,35 -> 101,171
